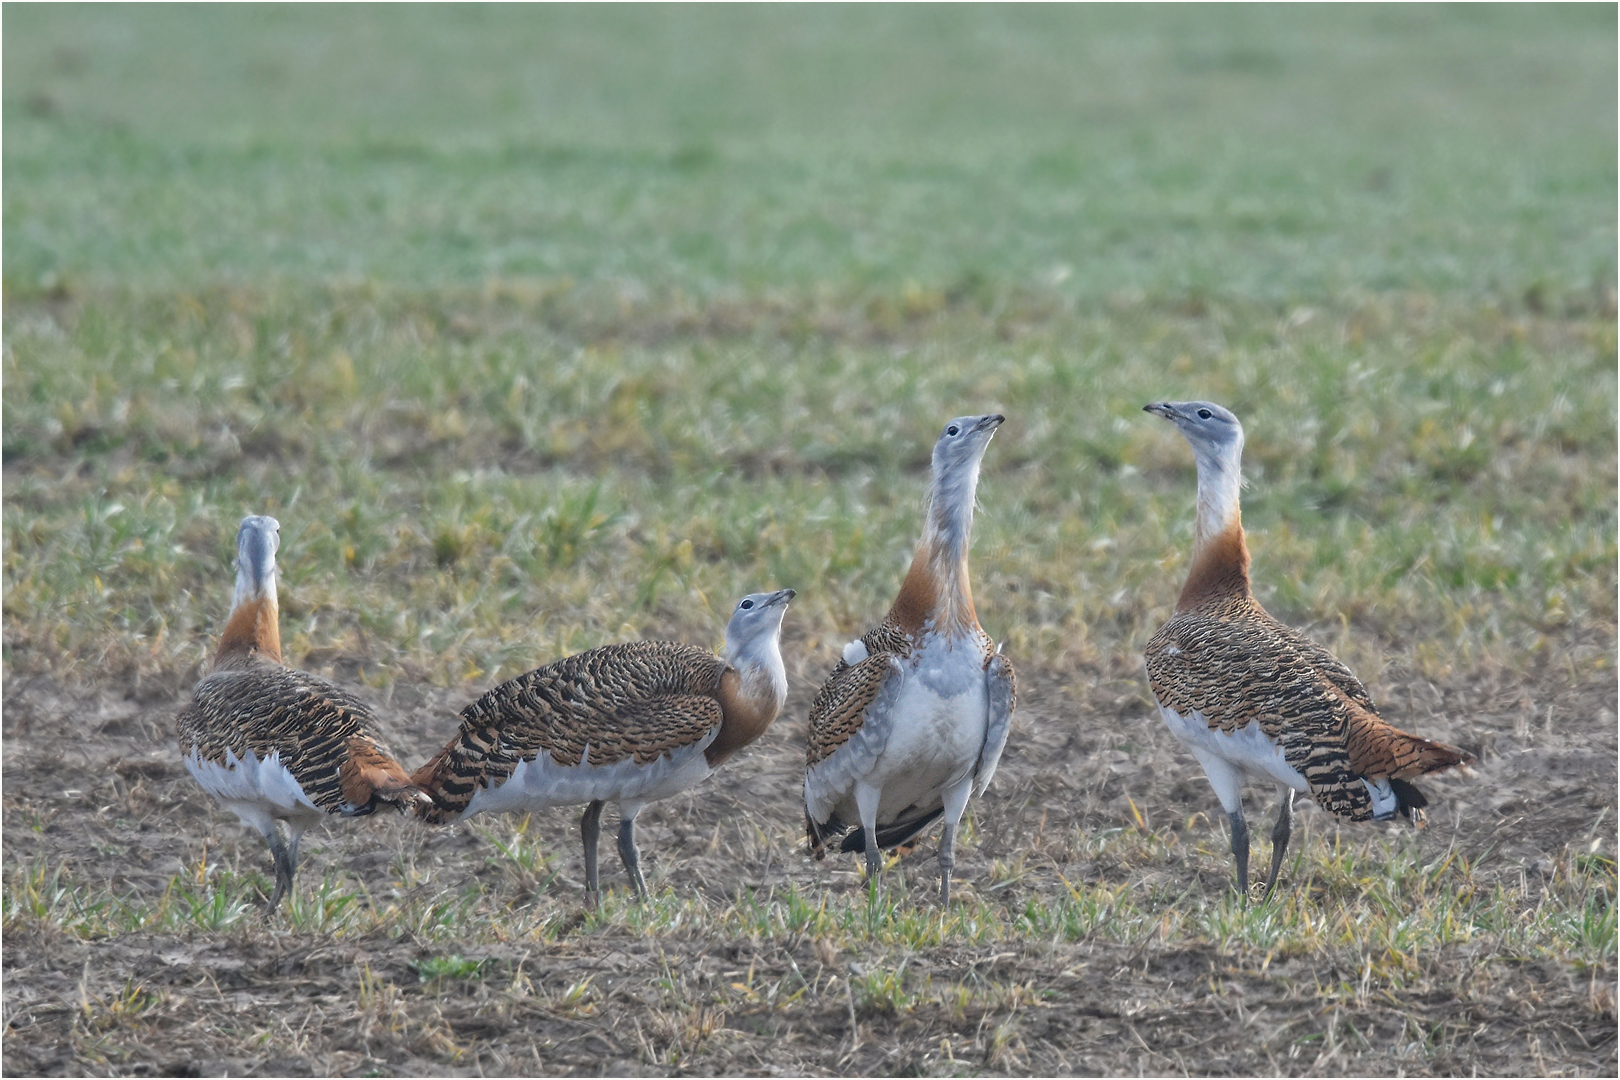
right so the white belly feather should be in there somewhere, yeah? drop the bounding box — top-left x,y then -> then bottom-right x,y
827,633 -> 989,823
1155,702 -> 1309,794
1156,700 -> 1402,820
461,735 -> 718,820
184,747 -> 324,839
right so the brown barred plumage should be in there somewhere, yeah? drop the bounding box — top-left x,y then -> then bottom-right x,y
804,617 -> 913,768
411,590 -> 793,906
178,660 -> 419,817
411,640 -> 731,824
1145,591 -> 1469,823
1142,401 -> 1472,899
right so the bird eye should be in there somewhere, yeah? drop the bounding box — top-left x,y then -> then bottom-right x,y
739,599 -> 754,610
1197,408 -> 1212,420
946,425 -> 960,436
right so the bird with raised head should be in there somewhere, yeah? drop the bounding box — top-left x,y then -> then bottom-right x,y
177,515 -> 425,913
1142,401 -> 1472,899
805,414 -> 1017,905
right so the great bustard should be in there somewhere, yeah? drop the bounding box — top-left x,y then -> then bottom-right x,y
805,414 -> 1017,905
177,515 -> 425,913
411,590 -> 794,906
1142,401 -> 1472,898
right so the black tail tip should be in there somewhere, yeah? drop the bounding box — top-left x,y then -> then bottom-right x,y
806,812 -> 835,859
838,807 -> 946,854
1391,778 -> 1429,826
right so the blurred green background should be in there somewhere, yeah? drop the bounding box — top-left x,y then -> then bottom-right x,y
5,3 -> 1614,299
3,4 -> 1615,687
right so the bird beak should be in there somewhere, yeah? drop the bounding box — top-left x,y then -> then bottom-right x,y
1143,402 -> 1178,420
976,414 -> 1006,433
768,588 -> 796,607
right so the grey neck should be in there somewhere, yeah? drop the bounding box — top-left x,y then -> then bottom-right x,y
1192,440 -> 1244,554
233,531 -> 278,611
724,627 -> 788,712
923,456 -> 981,575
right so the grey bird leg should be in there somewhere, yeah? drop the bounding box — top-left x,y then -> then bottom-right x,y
265,826 -> 295,915
855,785 -> 883,891
286,826 -> 305,879
863,829 -> 882,889
617,816 -> 648,899
1228,807 -> 1250,900
1261,788 -> 1295,901
580,800 -> 605,909
938,820 -> 955,906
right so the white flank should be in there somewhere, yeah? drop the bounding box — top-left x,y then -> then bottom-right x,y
842,639 -> 870,666
1156,702 -> 1309,797
185,747 -> 323,839
461,731 -> 719,820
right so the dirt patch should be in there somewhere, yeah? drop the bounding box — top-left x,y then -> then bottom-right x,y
3,643 -> 1615,1076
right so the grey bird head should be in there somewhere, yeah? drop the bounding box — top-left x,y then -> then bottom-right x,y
1143,400 -> 1244,469
233,515 -> 281,608
724,588 -> 795,654
927,413 -> 1005,540
932,413 -> 1005,478
723,590 -> 794,705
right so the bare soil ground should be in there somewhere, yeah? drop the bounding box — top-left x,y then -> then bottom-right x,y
3,634 -> 1615,1076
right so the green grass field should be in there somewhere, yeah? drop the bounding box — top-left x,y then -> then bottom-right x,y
4,5 -> 1616,1076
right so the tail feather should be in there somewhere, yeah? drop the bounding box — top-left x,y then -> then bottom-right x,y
1390,777 -> 1429,827
1345,710 -> 1472,829
408,744 -> 451,794
838,807 -> 946,855
1347,713 -> 1474,782
408,757 -> 440,793
338,739 -> 429,816
406,741 -> 474,825
806,811 -> 836,859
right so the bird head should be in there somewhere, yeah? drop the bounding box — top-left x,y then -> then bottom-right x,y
925,413 -> 1005,539
723,588 -> 795,656
931,413 -> 1005,482
233,515 -> 281,608
1143,400 -> 1244,467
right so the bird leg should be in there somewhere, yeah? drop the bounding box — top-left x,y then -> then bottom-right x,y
1261,788 -> 1295,901
265,825 -> 296,915
1228,807 -> 1250,900
938,780 -> 973,906
855,784 -> 883,889
617,815 -> 648,900
863,829 -> 882,887
580,800 -> 605,909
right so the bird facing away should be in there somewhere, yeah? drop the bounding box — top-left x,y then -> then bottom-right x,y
1142,401 -> 1473,899
805,414 -> 1017,905
177,515 -> 425,913
411,589 -> 794,907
